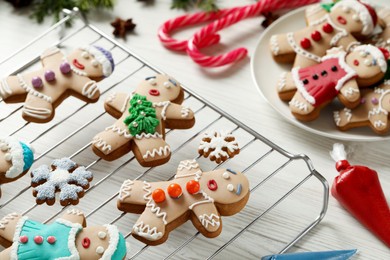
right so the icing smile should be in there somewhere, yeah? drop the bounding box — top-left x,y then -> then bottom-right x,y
337,16 -> 347,25
149,89 -> 160,96
73,59 -> 85,70
354,59 -> 359,66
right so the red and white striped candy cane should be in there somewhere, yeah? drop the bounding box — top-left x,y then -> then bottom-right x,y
186,0 -> 319,67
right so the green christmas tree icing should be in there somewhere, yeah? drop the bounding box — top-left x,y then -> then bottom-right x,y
124,94 -> 160,136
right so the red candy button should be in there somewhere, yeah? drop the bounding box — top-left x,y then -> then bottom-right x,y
19,235 -> 28,243
186,180 -> 200,194
311,31 -> 321,41
323,23 -> 334,33
300,38 -> 311,49
34,236 -> 43,244
82,237 -> 91,248
207,180 -> 218,191
152,188 -> 166,203
47,236 -> 56,244
167,183 -> 182,199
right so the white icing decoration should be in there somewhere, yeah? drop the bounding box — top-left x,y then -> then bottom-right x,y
106,92 -> 116,104
66,209 -> 84,216
0,212 -> 20,229
344,108 -> 352,122
120,94 -> 131,113
287,32 -> 321,63
188,190 -> 214,210
181,106 -> 190,118
17,74 -> 52,103
153,101 -> 171,120
278,72 -> 287,91
344,87 -> 359,96
92,136 -> 112,153
334,111 -> 341,126
23,105 -> 52,120
132,221 -> 162,241
98,231 -> 107,239
0,137 -> 30,179
332,0 -> 375,35
374,120 -> 386,128
198,131 -> 239,159
142,145 -> 171,159
10,215 -> 28,259
96,246 -> 105,255
118,179 -> 134,201
106,125 -> 132,138
100,224 -> 121,260
222,171 -> 230,179
289,98 -> 309,112
80,46 -> 113,77
0,78 -> 12,98
82,81 -> 99,99
198,214 -> 220,229
270,35 -> 280,55
227,184 -> 234,192
353,45 -> 387,73
177,159 -> 199,171
135,132 -> 162,140
143,181 -> 168,224
175,170 -> 203,182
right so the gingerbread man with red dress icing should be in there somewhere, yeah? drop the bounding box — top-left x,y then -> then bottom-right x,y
91,74 -> 195,167
0,45 -> 114,123
117,159 -> 250,245
270,0 -> 378,69
278,44 -> 388,121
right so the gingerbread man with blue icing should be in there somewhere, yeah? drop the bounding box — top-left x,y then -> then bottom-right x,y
117,159 -> 250,245
270,0 -> 378,68
92,74 -> 195,167
0,209 -> 129,259
0,45 -> 114,123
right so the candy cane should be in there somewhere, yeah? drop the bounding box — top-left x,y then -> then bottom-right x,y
187,0 -> 320,67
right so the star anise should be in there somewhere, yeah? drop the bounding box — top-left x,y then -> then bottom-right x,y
110,18 -> 136,39
261,12 -> 279,29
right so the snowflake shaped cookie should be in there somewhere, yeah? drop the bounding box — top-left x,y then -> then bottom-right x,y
198,131 -> 240,163
31,158 -> 93,206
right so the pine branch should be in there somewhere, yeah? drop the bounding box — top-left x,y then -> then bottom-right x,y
171,0 -> 218,12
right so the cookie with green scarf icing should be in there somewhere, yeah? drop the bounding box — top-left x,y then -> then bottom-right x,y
0,209 -> 129,259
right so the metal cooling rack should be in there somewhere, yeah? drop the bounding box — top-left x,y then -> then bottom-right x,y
0,8 -> 329,259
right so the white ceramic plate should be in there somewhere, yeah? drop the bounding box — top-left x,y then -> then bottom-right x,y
251,6 -> 390,141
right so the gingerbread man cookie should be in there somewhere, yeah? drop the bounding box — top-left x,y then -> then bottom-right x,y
0,45 -> 114,123
31,158 -> 93,206
92,74 -> 195,166
334,80 -> 390,134
0,209 -> 129,259
0,137 -> 34,198
278,45 -> 388,121
270,0 -> 378,68
370,8 -> 390,52
198,131 -> 240,164
117,159 -> 249,245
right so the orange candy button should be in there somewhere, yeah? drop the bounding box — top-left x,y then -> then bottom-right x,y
152,188 -> 166,203
186,180 -> 200,194
167,183 -> 182,198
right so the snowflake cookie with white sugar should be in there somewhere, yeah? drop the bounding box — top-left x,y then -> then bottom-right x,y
198,131 -> 240,164
117,159 -> 249,245
31,158 -> 93,206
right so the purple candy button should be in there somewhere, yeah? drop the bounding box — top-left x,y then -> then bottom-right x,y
45,70 -> 56,81
60,62 -> 71,74
371,97 -> 379,105
31,76 -> 43,89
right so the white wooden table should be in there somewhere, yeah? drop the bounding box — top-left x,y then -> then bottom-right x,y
0,0 -> 389,259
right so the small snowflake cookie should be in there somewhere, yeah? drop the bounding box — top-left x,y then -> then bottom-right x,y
198,131 -> 240,164
31,158 -> 93,206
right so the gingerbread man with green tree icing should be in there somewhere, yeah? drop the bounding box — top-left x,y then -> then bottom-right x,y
0,45 -> 114,123
0,209 -> 128,259
117,159 -> 250,245
270,0 -> 378,69
92,74 -> 195,167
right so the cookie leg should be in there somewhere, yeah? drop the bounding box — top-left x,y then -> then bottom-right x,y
117,180 -> 147,213
0,213 -> 23,247
191,203 -> 222,238
0,76 -> 27,102
0,247 -> 11,259
132,209 -> 167,246
269,34 -> 295,63
22,93 -> 54,123
132,135 -> 171,167
277,72 -> 297,101
289,91 -> 318,121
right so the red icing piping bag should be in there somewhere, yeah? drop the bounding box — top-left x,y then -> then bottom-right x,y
330,143 -> 390,248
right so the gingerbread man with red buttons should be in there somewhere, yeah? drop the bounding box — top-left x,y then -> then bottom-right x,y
270,0 -> 379,68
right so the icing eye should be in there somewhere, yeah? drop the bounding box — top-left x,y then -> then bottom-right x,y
148,78 -> 157,86
364,59 -> 372,66
163,81 -> 172,89
96,246 -> 105,255
222,171 -> 230,179
91,60 -> 99,67
4,153 -> 11,161
352,14 -> 360,22
372,59 -> 377,66
168,78 -> 178,87
227,184 -> 234,192
98,231 -> 107,239
359,51 -> 367,57
81,51 -> 90,59
342,6 -> 350,13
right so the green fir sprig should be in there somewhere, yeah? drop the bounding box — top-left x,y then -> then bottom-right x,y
171,0 -> 218,12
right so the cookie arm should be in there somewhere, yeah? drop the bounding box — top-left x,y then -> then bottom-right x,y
61,209 -> 87,227
104,92 -> 131,119
163,103 -> 195,129
336,34 -> 358,51
174,160 -> 202,178
0,247 -> 11,259
191,202 -> 221,234
305,4 -> 328,26
40,47 -> 64,66
70,77 -> 100,102
338,79 -> 360,108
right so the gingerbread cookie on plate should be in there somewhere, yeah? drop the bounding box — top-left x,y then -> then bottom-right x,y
0,209 -> 129,259
0,45 -> 114,123
278,45 -> 388,121
0,137 -> 34,198
117,159 -> 249,245
270,0 -> 378,68
92,74 -> 195,167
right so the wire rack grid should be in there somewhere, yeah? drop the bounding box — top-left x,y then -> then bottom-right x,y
0,8 -> 329,259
